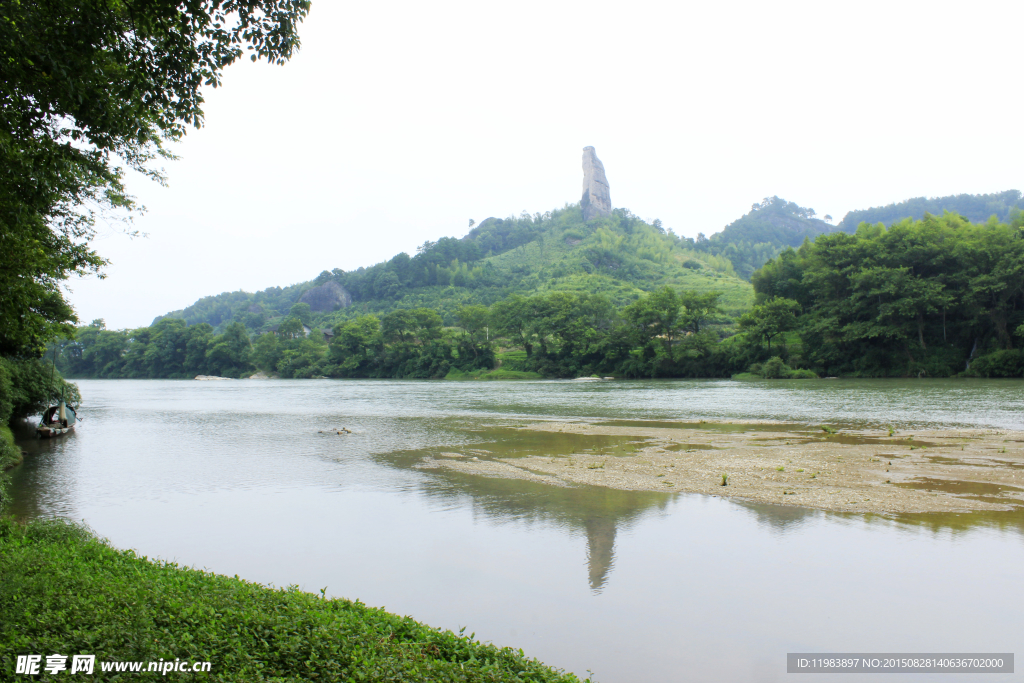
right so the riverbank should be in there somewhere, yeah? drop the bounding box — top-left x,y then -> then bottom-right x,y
0,518 -> 586,682
0,426 -> 19,472
416,421 -> 1024,515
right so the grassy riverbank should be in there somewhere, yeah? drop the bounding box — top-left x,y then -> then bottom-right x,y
0,427 -> 19,471
0,518 -> 586,682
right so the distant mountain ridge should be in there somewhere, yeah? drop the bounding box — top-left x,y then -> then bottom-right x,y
837,190 -> 1022,232
692,190 -> 1023,280
695,196 -> 837,280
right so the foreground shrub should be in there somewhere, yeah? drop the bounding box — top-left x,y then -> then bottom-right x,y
0,519 -> 585,682
0,357 -> 80,424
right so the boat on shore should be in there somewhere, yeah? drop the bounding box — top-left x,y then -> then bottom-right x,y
37,399 -> 76,438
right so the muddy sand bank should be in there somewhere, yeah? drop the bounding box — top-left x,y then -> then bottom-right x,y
414,421 -> 1024,514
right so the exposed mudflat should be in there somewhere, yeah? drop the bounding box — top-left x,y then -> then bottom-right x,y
414,421 -> 1024,514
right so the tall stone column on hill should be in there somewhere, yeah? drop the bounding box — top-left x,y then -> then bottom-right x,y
581,146 -> 612,221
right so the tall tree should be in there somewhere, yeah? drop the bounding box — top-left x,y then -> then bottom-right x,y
1,0 -> 310,356
491,295 -> 534,356
622,287 -> 681,355
739,297 -> 800,353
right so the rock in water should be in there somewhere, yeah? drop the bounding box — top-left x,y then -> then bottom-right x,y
581,146 -> 612,221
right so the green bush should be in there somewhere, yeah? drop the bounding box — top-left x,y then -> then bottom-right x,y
0,519 -> 585,682
966,349 -> 1024,378
0,361 -> 12,425
760,356 -> 788,379
0,357 -> 80,424
0,427 -> 19,470
744,357 -> 817,380
730,372 -> 761,381
0,426 -> 22,524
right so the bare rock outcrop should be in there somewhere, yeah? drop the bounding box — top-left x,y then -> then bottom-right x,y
581,146 -> 612,221
299,281 -> 352,312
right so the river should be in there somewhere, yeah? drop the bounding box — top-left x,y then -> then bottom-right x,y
9,378 -> 1024,682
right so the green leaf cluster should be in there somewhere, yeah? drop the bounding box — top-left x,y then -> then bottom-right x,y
0,356 -> 79,424
1,0 -> 310,357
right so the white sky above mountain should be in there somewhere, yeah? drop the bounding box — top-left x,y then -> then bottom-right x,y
71,0 -> 1024,329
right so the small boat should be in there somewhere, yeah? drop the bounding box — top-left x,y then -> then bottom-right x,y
37,398 -> 76,438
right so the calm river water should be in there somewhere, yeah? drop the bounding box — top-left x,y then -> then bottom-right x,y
10,379 -> 1024,682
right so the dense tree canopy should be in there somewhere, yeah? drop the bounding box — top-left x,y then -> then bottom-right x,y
836,190 -> 1023,233
0,0 -> 310,356
753,212 -> 1024,376
53,287 -> 748,380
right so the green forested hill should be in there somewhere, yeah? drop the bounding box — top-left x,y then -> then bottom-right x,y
155,191 -> 1024,336
836,190 -> 1022,233
694,196 -> 837,279
158,204 -> 754,334
58,199 -> 1024,382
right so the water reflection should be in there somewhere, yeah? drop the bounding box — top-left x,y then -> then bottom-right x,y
7,419 -> 80,519
732,499 -> 820,532
403,464 -> 673,592
379,418 -> 1024,583
7,379 -> 1024,683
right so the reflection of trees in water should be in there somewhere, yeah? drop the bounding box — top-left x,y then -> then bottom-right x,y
732,500 -> 819,532
413,469 -> 673,592
734,499 -> 1024,537
876,509 -> 1024,536
381,432 -> 1024,593
6,421 -> 79,521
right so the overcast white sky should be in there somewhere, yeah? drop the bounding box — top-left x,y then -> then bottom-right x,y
71,0 -> 1024,329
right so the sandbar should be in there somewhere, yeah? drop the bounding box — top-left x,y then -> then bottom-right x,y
415,421 -> 1024,514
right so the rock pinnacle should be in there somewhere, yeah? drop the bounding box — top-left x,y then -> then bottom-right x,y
581,146 -> 612,221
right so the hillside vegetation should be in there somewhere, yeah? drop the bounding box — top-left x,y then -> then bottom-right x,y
155,190 -> 1024,336
55,285 -> 755,380
753,211 -> 1024,377
836,190 -> 1023,233
694,196 -> 837,279
52,191 -> 1024,382
157,204 -> 752,335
